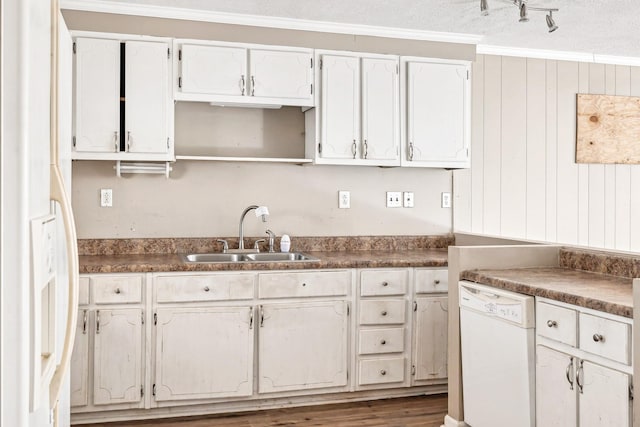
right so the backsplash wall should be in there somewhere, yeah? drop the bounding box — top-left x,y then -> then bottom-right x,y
72,161 -> 452,239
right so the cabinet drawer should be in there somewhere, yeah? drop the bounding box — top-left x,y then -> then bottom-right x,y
358,357 -> 405,385
359,328 -> 405,355
155,274 -> 255,303
359,300 -> 406,325
78,277 -> 90,306
579,313 -> 631,365
415,269 -> 448,294
360,269 -> 408,296
258,270 -> 351,299
92,276 -> 143,304
536,302 -> 577,346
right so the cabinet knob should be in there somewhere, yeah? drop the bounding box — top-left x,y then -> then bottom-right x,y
302,283 -> 306,287
204,286 -> 210,292
593,333 -> 604,342
380,339 -> 386,345
380,370 -> 387,376
434,280 -> 441,285
115,288 -> 121,294
547,320 -> 557,328
382,282 -> 389,287
381,311 -> 388,316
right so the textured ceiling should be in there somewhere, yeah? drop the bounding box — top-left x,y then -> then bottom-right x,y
94,0 -> 640,58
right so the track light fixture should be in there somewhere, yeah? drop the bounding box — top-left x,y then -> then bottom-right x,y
480,0 -> 559,32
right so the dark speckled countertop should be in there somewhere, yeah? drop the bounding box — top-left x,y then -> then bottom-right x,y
79,249 -> 449,274
461,267 -> 632,318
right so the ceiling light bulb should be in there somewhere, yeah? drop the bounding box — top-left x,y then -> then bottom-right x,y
519,2 -> 529,22
546,11 -> 558,32
480,0 -> 489,16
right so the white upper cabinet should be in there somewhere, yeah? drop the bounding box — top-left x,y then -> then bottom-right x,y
74,38 -> 120,154
402,58 -> 470,168
180,44 -> 247,96
72,34 -> 174,161
309,51 -> 400,166
175,40 -> 313,107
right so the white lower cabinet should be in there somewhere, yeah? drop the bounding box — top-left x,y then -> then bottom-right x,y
70,274 -> 146,412
412,296 -> 448,381
535,298 -> 633,427
258,301 -> 349,393
154,306 -> 254,401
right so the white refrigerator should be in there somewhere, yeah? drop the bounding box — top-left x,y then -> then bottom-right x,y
0,1 -> 79,426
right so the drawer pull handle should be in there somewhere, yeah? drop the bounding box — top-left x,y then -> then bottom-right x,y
381,311 -> 388,316
576,360 -> 584,394
115,288 -> 121,294
204,286 -> 210,292
593,333 -> 605,342
380,370 -> 387,376
382,282 -> 389,287
547,320 -> 557,328
380,339 -> 386,345
434,280 -> 440,285
565,357 -> 574,391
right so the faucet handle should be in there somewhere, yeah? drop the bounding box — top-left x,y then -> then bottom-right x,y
265,229 -> 276,253
253,239 -> 267,252
216,239 -> 229,253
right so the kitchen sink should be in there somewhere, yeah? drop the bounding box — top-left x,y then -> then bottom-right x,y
181,252 -> 319,263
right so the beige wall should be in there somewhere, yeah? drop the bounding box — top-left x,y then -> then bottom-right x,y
72,160 -> 452,238
454,55 -> 640,253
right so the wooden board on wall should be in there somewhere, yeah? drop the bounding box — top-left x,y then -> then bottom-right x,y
576,93 -> 640,164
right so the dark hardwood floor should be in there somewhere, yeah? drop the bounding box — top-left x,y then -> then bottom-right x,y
81,394 -> 447,427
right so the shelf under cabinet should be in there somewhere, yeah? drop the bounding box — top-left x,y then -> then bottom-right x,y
175,155 -> 313,164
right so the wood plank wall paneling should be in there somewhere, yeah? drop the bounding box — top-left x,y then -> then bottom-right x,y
454,54 -> 640,253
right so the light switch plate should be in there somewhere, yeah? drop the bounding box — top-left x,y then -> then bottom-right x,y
338,191 -> 350,209
386,191 -> 402,208
403,192 -> 414,208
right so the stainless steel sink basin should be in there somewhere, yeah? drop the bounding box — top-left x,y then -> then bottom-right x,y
182,252 -> 319,263
183,253 -> 245,263
243,252 -> 318,262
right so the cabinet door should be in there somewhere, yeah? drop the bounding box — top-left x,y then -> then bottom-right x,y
580,360 -> 631,427
406,61 -> 469,166
74,38 -> 120,153
125,41 -> 170,154
258,301 -> 349,393
249,49 -> 312,103
154,306 -> 254,401
180,44 -> 247,96
361,57 -> 399,161
70,309 -> 90,407
536,345 -> 577,427
320,55 -> 360,159
93,309 -> 143,406
412,296 -> 447,381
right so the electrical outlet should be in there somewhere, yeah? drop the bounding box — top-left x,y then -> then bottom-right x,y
338,191 -> 350,209
441,192 -> 451,208
100,189 -> 113,207
403,192 -> 414,208
386,191 -> 402,208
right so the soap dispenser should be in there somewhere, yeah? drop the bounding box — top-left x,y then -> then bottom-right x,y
280,234 -> 291,253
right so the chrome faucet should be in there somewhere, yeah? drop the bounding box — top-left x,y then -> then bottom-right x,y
238,205 -> 269,250
265,229 -> 276,253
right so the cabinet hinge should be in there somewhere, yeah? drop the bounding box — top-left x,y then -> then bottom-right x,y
141,311 -> 144,325
167,137 -> 170,149
318,143 -> 322,154
310,57 -> 313,68
347,304 -> 350,316
154,312 -> 157,325
310,83 -> 313,95
396,64 -> 399,74
466,148 -> 470,157
167,47 -> 170,58
178,49 -> 182,61
178,77 -> 182,88
319,59 -> 323,70
630,384 -> 634,401
72,136 -> 76,148
346,369 -> 349,380
412,365 -> 416,376
467,70 -> 470,80
413,301 -> 418,312
140,385 -> 144,398
152,384 -> 156,396
72,42 -> 76,54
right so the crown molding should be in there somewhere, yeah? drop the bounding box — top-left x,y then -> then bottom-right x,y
477,44 -> 595,62
60,0 -> 482,44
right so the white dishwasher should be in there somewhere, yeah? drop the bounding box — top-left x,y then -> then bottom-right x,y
459,281 -> 536,427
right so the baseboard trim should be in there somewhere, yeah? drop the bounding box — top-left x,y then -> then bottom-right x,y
442,414 -> 469,427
